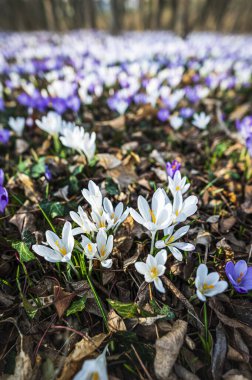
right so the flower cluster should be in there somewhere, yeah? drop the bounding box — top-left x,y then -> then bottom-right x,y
0,169 -> 8,214
236,116 -> 252,156
35,111 -> 96,162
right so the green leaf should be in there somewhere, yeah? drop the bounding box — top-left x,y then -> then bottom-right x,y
66,297 -> 87,316
12,241 -> 35,263
22,296 -> 38,319
107,299 -> 138,318
39,201 -> 65,218
105,177 -> 119,196
31,157 -> 46,178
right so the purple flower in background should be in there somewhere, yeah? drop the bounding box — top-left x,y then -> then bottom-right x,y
0,129 -> 10,144
0,169 -> 9,214
166,160 -> 181,179
45,165 -> 52,181
180,107 -> 194,119
157,108 -> 170,122
225,260 -> 252,293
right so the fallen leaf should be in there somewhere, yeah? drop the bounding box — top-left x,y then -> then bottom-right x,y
220,216 -> 236,233
108,309 -> 126,332
211,322 -> 227,380
154,319 -> 187,380
97,153 -> 122,169
9,201 -> 36,236
53,286 -> 76,318
58,333 -> 107,380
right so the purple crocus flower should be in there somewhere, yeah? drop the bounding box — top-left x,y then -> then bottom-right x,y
45,165 -> 52,181
0,169 -> 8,214
0,129 -> 10,144
157,109 -> 170,122
166,160 -> 181,179
180,107 -> 194,119
225,260 -> 252,293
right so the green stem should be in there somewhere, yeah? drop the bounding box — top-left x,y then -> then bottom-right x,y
68,260 -> 80,280
86,273 -> 108,331
150,231 -> 156,255
38,204 -> 56,232
203,302 -> 208,341
53,134 -> 61,154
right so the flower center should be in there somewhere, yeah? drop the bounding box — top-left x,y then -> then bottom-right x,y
150,266 -> 158,279
202,283 -> 214,292
166,236 -> 174,244
175,210 -> 179,217
175,186 -> 180,191
99,221 -> 106,228
100,245 -> 106,257
55,240 -> 67,256
237,272 -> 244,284
92,372 -> 100,380
150,209 -> 156,223
87,243 -> 93,252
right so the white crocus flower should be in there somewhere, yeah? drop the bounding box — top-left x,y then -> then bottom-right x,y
172,192 -> 198,224
83,131 -> 96,162
32,221 -> 74,263
73,345 -> 108,380
82,180 -> 103,215
95,229 -> 113,268
8,116 -> 25,136
81,236 -> 97,260
130,188 -> 173,234
70,206 -> 97,236
35,111 -> 62,136
103,198 -> 129,230
155,225 -> 194,261
135,250 -> 167,293
195,264 -> 228,302
60,125 -> 85,152
192,112 -> 211,130
168,170 -> 190,197
91,210 -> 112,230
169,115 -> 183,130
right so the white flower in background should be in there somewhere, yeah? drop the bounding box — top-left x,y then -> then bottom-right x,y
130,188 -> 173,234
70,206 -> 97,236
95,229 -> 113,268
60,125 -> 86,152
32,221 -> 74,263
82,180 -> 103,215
195,263 -> 228,302
168,170 -> 190,197
91,210 -> 112,230
155,225 -> 194,261
135,250 -> 167,293
48,79 -> 74,99
172,191 -> 198,224
81,236 -> 97,260
169,115 -> 183,130
192,112 -> 211,130
83,131 -> 96,162
35,111 -> 62,136
73,345 -> 108,380
103,198 -> 129,230
8,117 -> 25,136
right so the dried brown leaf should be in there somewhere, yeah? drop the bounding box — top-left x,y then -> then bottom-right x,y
97,153 -> 121,169
154,319 -> 187,380
108,309 -> 126,332
211,322 -> 227,380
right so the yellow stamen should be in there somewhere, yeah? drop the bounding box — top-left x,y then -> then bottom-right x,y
92,373 -> 100,380
100,245 -> 106,257
237,272 -> 243,283
99,221 -> 106,228
175,186 -> 180,191
202,283 -> 214,291
150,209 -> 156,223
150,267 -> 158,279
55,240 -> 67,256
87,243 -> 93,252
175,210 -> 179,217
167,236 -> 174,244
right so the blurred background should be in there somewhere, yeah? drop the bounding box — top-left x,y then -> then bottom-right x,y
0,0 -> 251,35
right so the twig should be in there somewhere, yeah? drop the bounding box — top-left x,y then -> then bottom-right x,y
131,344 -> 153,380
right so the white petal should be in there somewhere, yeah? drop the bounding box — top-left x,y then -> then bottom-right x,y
135,262 -> 147,275
101,259 -> 113,268
169,246 -> 183,261
196,289 -> 206,302
155,249 -> 167,266
196,264 -> 208,283
154,278 -> 165,293
138,196 -> 150,222
130,208 -> 145,226
173,242 -> 195,251
155,240 -> 166,249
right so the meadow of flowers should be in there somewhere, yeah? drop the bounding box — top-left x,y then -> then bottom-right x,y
0,30 -> 252,380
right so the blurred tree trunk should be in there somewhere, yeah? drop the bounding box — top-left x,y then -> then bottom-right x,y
86,0 -> 96,29
42,0 -> 56,30
169,0 -> 178,30
156,0 -> 166,29
111,0 -> 124,34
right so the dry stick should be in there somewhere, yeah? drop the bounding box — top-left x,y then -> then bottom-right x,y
162,276 -> 203,331
131,344 -> 153,380
216,102 -> 244,144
